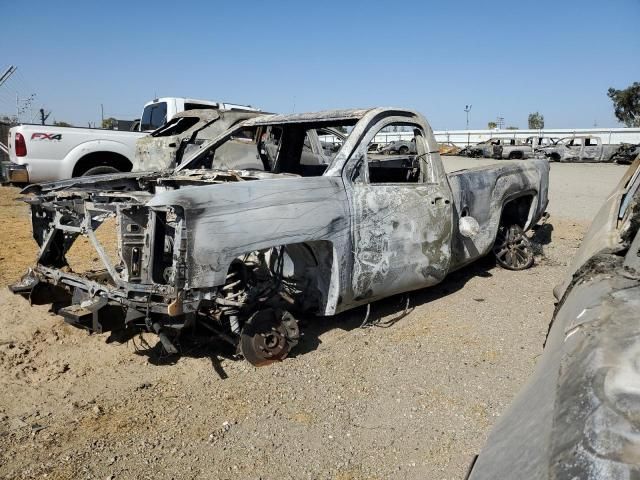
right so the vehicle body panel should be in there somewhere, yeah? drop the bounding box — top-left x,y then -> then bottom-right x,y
6,125 -> 146,183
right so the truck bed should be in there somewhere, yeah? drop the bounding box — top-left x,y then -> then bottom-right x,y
447,158 -> 550,269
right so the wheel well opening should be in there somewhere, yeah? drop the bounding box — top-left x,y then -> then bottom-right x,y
500,195 -> 533,228
222,240 -> 336,315
72,152 -> 133,177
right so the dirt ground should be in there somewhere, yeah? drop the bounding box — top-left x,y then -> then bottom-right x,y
0,161 -> 626,480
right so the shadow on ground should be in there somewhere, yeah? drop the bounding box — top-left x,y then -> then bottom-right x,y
132,252 -> 501,378
131,222 -> 555,378
530,223 -> 554,256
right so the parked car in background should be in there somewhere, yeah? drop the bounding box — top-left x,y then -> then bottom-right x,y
610,142 -> 640,164
535,135 -> 619,162
139,97 -> 260,132
468,156 -> 640,480
1,97 -> 261,184
2,125 -> 147,183
379,139 -> 416,155
525,136 -> 557,149
494,136 -> 558,160
438,141 -> 461,156
461,138 -> 519,158
317,128 -> 346,157
494,139 -> 531,160
134,109 -> 263,171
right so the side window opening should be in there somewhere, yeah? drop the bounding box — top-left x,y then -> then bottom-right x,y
182,120 -> 356,177
363,123 -> 428,184
184,103 -> 218,111
259,126 -> 283,171
194,126 -> 265,171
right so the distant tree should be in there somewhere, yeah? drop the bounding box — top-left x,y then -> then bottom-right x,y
101,117 -> 118,129
487,121 -> 497,129
607,82 -> 640,127
506,126 -> 519,130
528,112 -> 544,129
53,120 -> 73,127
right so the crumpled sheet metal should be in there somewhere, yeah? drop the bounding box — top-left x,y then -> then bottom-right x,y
470,158 -> 640,480
469,254 -> 640,480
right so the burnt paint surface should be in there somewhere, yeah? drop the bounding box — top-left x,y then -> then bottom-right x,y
350,182 -> 452,301
470,255 -> 640,480
448,159 -> 549,270
470,159 -> 640,480
21,108 -> 550,319
148,175 -> 351,314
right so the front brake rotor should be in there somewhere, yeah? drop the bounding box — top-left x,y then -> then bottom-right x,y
240,309 -> 299,366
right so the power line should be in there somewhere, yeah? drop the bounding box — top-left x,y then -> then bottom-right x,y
0,66 -> 17,87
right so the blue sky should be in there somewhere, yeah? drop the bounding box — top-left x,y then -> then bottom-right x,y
1,0 -> 638,129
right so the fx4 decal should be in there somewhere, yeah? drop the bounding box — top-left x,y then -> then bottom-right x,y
31,133 -> 62,141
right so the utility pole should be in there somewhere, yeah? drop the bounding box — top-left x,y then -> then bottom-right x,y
15,93 -> 36,122
100,104 -> 104,126
464,105 -> 472,129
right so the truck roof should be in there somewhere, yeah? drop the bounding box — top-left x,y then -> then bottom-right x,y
145,97 -> 260,112
241,107 -> 419,126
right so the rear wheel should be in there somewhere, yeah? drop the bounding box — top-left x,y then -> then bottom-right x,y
399,146 -> 409,154
493,224 -> 534,270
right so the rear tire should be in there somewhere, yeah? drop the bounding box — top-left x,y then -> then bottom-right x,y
80,165 -> 121,176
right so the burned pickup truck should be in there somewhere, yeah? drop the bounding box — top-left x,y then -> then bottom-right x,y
536,135 -> 621,163
11,108 -> 549,365
134,108 -> 262,171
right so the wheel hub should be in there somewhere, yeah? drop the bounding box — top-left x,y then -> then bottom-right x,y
493,224 -> 535,271
240,309 -> 299,366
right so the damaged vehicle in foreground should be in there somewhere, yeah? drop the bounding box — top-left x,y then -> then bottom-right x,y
11,108 -> 549,366
468,157 -> 640,479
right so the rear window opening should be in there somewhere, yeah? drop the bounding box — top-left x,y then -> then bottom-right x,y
183,120 -> 357,177
141,102 -> 168,131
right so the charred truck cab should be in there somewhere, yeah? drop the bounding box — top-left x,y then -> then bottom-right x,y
11,108 -> 549,366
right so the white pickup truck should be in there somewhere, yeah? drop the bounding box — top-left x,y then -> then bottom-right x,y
1,97 -> 260,184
